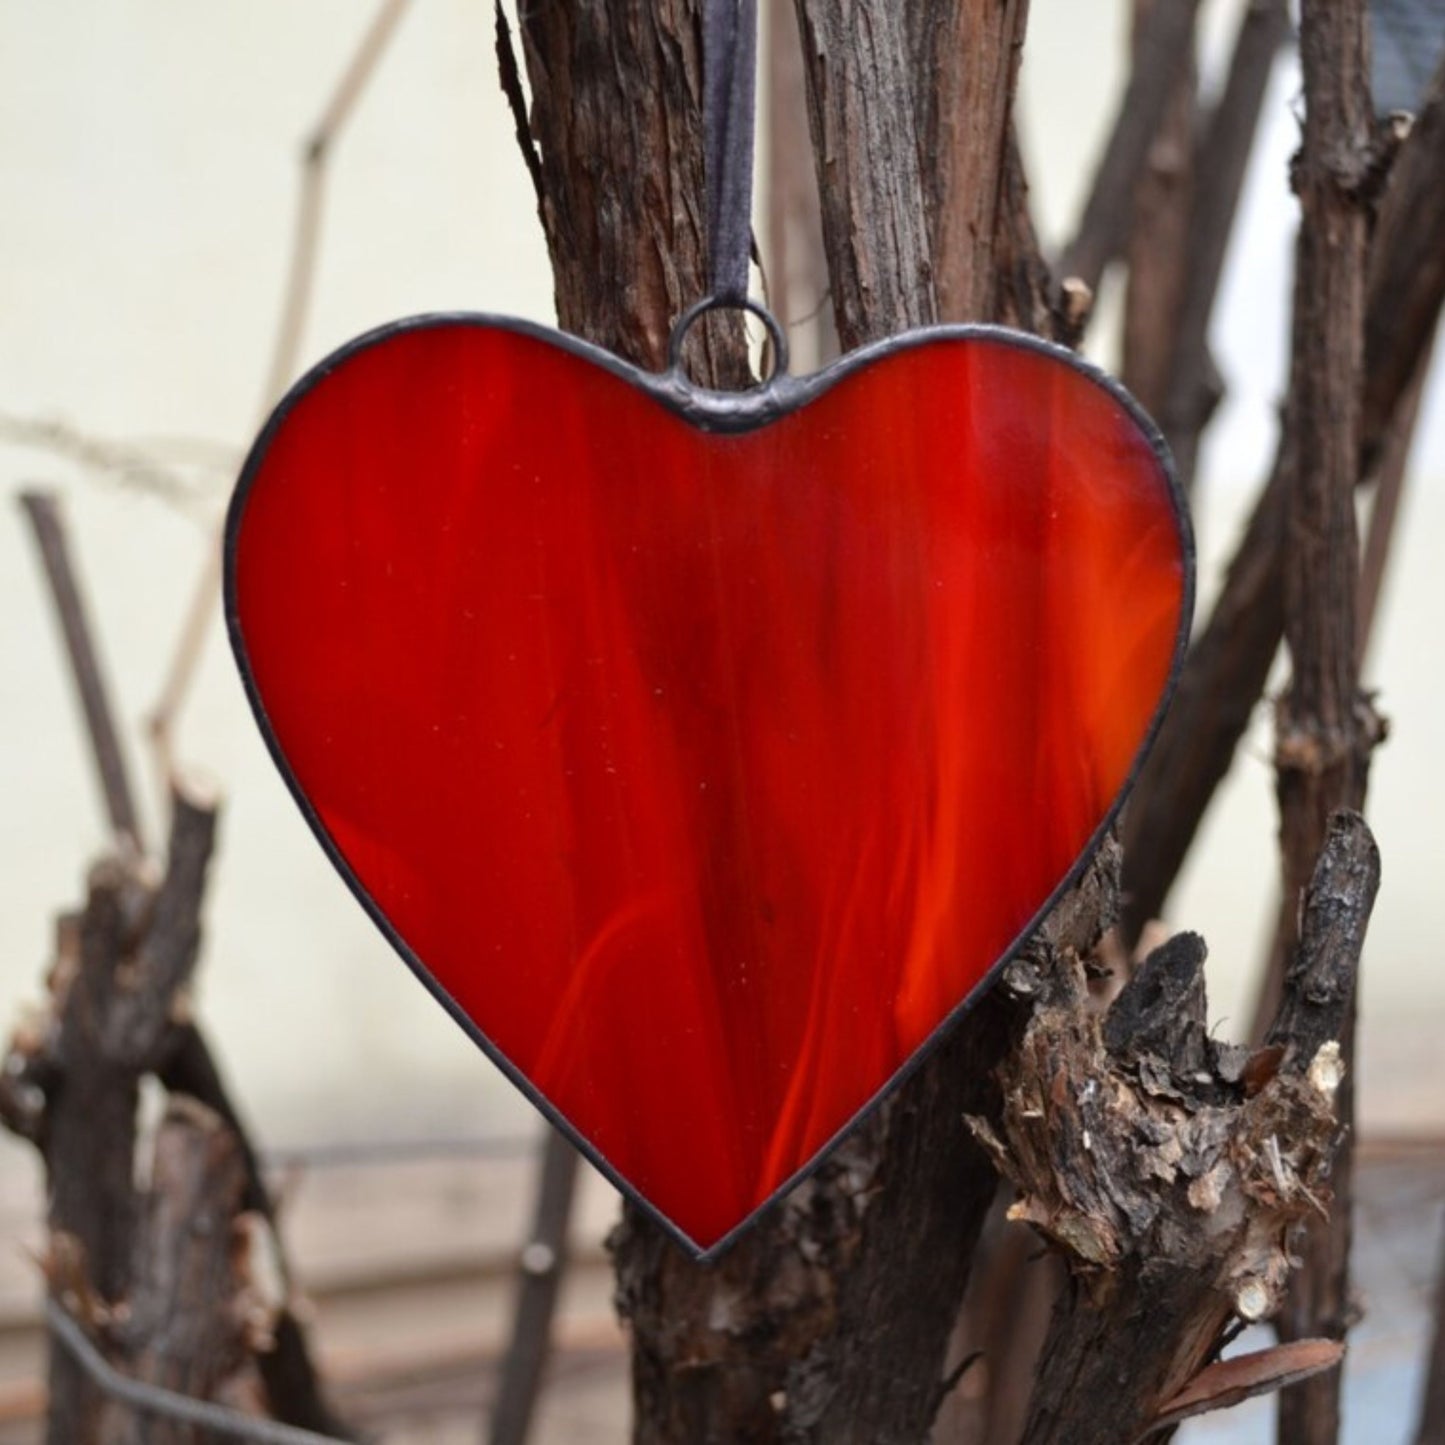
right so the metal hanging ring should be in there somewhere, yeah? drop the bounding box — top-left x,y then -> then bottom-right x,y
667,295 -> 790,384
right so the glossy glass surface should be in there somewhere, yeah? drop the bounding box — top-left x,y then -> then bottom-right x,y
230,321 -> 1188,1251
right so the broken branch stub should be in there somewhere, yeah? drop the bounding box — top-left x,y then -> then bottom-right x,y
968,813 -> 1378,1445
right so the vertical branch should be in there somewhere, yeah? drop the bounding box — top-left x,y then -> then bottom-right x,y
1418,1214 -> 1445,1445
519,0 -> 748,385
791,0 -> 936,346
1120,0 -> 1197,417
487,1129 -> 581,1445
20,492 -> 144,853
1118,51 -> 1445,946
909,0 -> 1032,322
1357,328 -> 1434,663
1056,0 -> 1201,299
1271,4 -> 1376,1440
1159,0 -> 1290,491
101,1100 -> 250,1445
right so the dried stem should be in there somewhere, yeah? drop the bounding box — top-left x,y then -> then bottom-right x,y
1159,0 -> 1291,491
1418,1214 -> 1445,1445
1120,0 -> 1197,418
487,1129 -> 581,1445
147,0 -> 413,790
1119,48 -> 1445,945
1056,0 -> 1201,299
1357,326 -> 1434,664
1270,3 -> 1376,1437
974,815 -> 1378,1445
19,491 -> 145,853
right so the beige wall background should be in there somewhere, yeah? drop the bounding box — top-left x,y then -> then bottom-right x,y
2,1 -> 1441,1199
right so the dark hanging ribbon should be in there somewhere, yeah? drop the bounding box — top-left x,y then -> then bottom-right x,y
703,0 -> 758,304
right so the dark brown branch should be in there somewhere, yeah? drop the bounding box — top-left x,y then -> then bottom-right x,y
102,1099 -> 250,1445
1057,0 -> 1202,298
909,0 -> 1031,322
155,1024 -> 355,1437
2,793 -> 354,1442
19,491 -> 144,852
792,0 -> 936,346
1119,47 -> 1445,945
1418,1212 -> 1445,1445
1358,324 -> 1434,662
494,0 -> 543,209
1270,7 -> 1376,1435
107,787 -> 218,1067
1159,0 -> 1291,490
1121,0 -> 1198,417
991,127 -> 1067,339
1265,814 -> 1380,1070
1362,74 -> 1445,474
488,1129 -> 581,1445
519,0 -> 748,385
972,815 -> 1377,1445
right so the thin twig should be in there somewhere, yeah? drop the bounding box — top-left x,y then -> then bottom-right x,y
487,1128 -> 581,1445
1160,0 -> 1291,491
1121,0 -> 1198,418
1057,0 -> 1202,298
147,0 -> 413,790
0,411 -> 229,516
45,1298 -> 351,1445
1118,47 -> 1445,946
494,1 -> 543,209
1246,319 -> 1430,1049
1357,325 -> 1435,663
1271,5 -> 1375,1438
1418,1211 -> 1445,1445
19,491 -> 145,852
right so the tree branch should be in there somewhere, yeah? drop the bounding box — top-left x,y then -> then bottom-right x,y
792,0 -> 936,346
1121,0 -> 1198,418
1119,46 -> 1445,945
909,0 -> 1032,322
1158,0 -> 1291,491
19,491 -> 144,852
1269,4 -> 1376,1435
1057,0 -> 1202,298
973,814 -> 1377,1445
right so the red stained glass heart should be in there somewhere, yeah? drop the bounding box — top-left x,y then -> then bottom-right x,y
226,317 -> 1191,1255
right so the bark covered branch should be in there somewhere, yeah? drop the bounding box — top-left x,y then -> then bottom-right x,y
1120,46 -> 1445,944
973,814 -> 1378,1445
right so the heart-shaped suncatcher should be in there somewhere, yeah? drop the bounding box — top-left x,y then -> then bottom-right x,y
226,311 -> 1191,1254
226,0 -> 1190,1258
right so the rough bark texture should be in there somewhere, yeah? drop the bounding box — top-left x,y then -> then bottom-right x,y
1056,0 -> 1202,298
519,0 -> 749,386
975,814 -> 1378,1445
101,1099 -> 252,1445
1157,0 -> 1289,491
510,5 -> 1396,1440
1270,9 -> 1376,1437
909,0 -> 1031,322
792,0 -> 936,345
26,797 -> 216,1443
1121,0 -> 1196,418
1119,47 -> 1445,946
515,4 -> 1073,1440
0,791 -> 351,1442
